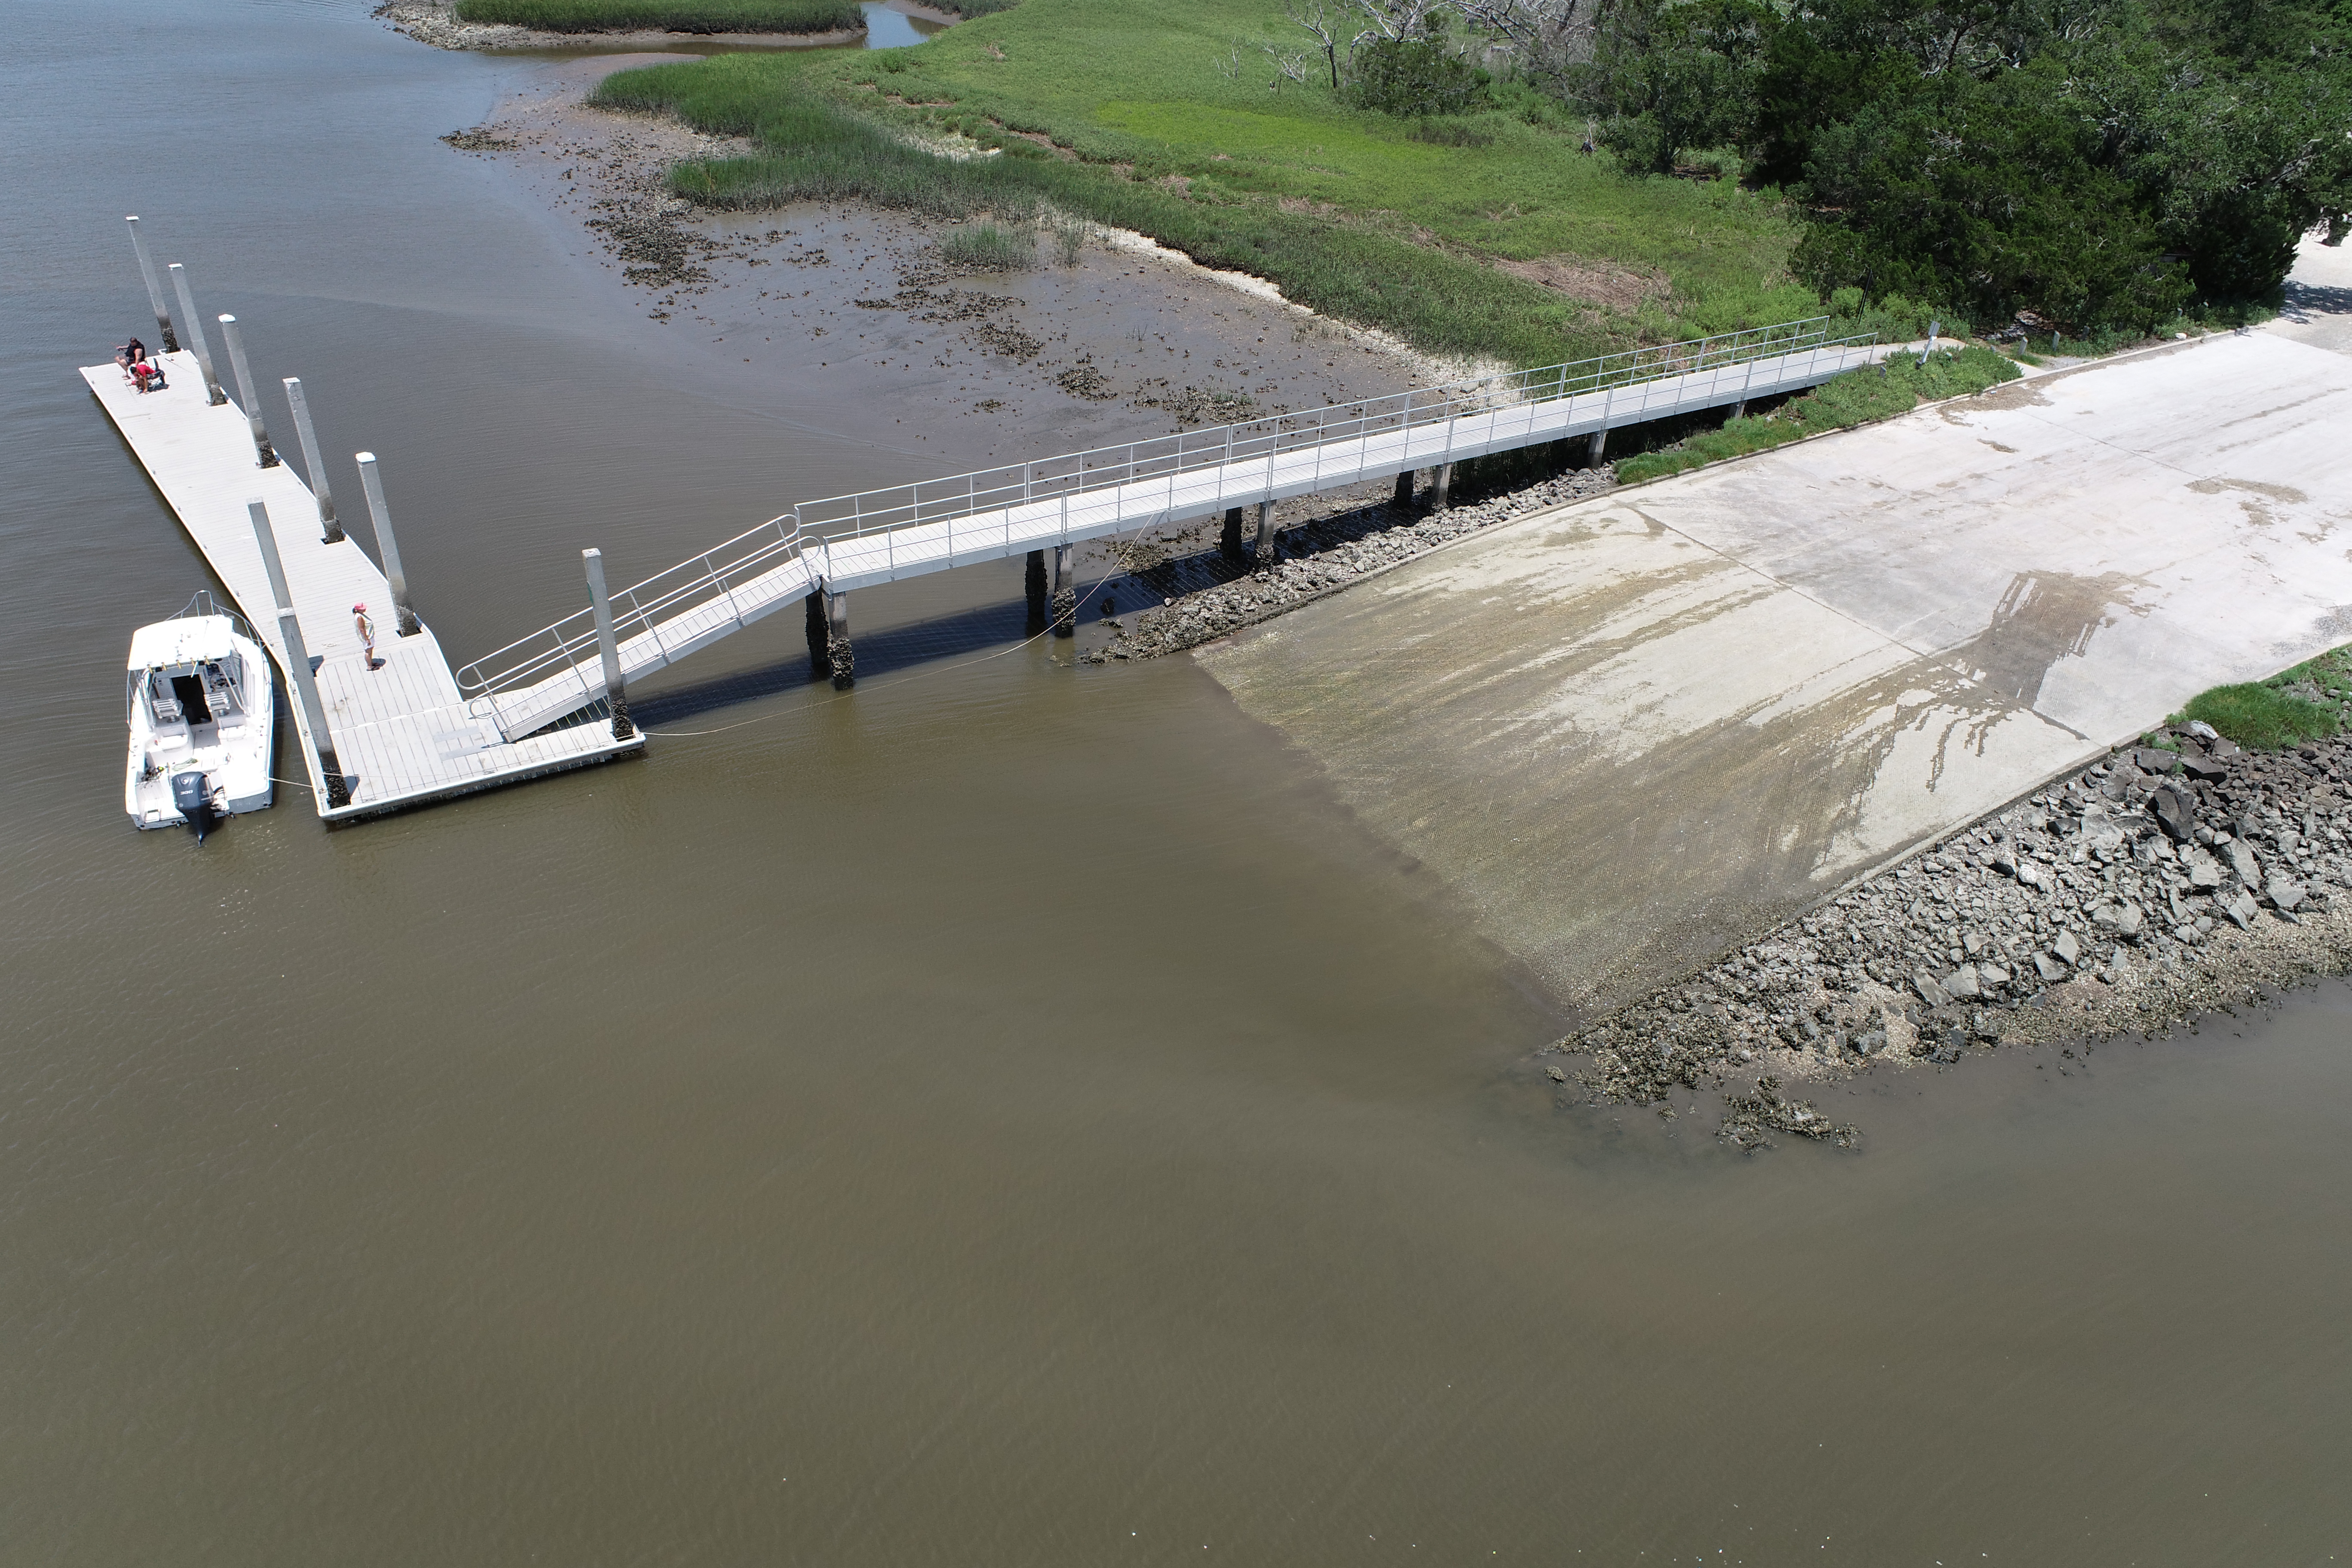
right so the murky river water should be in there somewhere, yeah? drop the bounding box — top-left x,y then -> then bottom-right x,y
4,2 -> 2347,1562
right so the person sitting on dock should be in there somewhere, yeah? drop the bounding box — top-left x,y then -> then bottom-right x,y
354,603 -> 382,671
116,338 -> 147,380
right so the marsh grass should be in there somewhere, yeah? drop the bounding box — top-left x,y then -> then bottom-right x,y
1613,345 -> 2021,483
457,0 -> 859,31
940,221 -> 1036,269
601,58 -> 1632,367
2182,686 -> 2342,751
2177,645 -> 2352,750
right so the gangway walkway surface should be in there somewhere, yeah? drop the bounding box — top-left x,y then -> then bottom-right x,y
460,320 -> 1882,740
84,353 -> 640,821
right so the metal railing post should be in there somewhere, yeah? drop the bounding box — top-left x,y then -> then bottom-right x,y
166,264 -> 224,405
281,378 -> 340,542
124,217 -> 179,353
354,453 -> 419,635
216,315 -> 277,468
583,547 -> 635,741
248,500 -> 349,808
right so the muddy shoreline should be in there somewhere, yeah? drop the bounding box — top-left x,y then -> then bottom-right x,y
1544,718 -> 2352,1149
435,62 -> 1433,477
379,0 -> 867,52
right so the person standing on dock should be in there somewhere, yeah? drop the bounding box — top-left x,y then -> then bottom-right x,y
354,603 -> 381,671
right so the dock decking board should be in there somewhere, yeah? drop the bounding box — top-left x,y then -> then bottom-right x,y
84,353 -> 639,823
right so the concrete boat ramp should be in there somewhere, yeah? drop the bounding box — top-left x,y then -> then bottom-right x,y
1199,328 -> 2352,1014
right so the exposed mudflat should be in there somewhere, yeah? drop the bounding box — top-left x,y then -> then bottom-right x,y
437,58 -> 1428,474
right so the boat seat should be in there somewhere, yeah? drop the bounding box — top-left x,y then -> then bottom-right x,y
151,694 -> 184,724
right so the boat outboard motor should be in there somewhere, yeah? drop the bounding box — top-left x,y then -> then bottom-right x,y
172,769 -> 216,843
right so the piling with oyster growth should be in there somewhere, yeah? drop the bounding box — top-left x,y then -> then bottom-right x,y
216,315 -> 276,468
827,588 -> 854,686
355,454 -> 418,635
124,217 -> 179,353
1050,545 -> 1075,638
248,500 -> 349,808
282,378 -> 340,542
583,548 -> 634,741
1025,548 -> 1049,628
167,265 -> 224,405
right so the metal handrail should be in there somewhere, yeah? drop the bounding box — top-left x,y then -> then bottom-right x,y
455,318 -> 1871,709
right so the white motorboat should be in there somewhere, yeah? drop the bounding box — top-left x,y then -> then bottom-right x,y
125,593 -> 274,838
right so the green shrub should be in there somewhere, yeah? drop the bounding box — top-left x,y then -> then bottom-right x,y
2181,685 -> 2342,751
1405,116 -> 1496,147
456,0 -> 859,32
1349,36 -> 1491,116
940,222 -> 1036,270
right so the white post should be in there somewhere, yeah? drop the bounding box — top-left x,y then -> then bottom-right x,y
167,265 -> 225,405
215,315 -> 277,468
124,217 -> 179,353
354,453 -> 419,635
248,501 -> 349,808
582,548 -> 635,740
282,378 -> 340,542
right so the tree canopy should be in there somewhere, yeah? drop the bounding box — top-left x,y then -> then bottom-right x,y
1562,0 -> 2352,330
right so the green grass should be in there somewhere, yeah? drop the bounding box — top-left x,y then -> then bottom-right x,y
2176,644 -> 2352,750
457,0 -> 859,31
590,0 -> 1823,366
939,220 -> 1035,269
1612,345 -> 2022,484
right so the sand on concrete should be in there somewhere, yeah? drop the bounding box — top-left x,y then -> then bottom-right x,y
1198,327 -> 2352,1015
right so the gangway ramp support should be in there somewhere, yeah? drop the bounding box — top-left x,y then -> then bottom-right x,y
461,318 -> 1881,741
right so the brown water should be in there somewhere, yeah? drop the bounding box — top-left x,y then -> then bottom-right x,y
4,3 -> 2349,1562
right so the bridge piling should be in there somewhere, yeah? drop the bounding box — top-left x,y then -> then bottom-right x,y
1431,464 -> 1453,512
805,590 -> 827,676
1254,500 -> 1277,564
827,588 -> 854,686
1025,548 -> 1048,628
1050,545 -> 1075,638
1586,427 -> 1608,467
1393,471 -> 1414,510
1221,506 -> 1245,563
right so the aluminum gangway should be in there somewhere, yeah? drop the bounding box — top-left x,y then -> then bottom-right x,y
460,318 -> 1882,739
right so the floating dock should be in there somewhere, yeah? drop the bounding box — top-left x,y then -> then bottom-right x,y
84,351 -> 640,823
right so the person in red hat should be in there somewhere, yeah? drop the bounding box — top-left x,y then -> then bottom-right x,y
354,603 -> 381,671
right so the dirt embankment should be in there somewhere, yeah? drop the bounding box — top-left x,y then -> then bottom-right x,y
1549,722 -> 2352,1150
